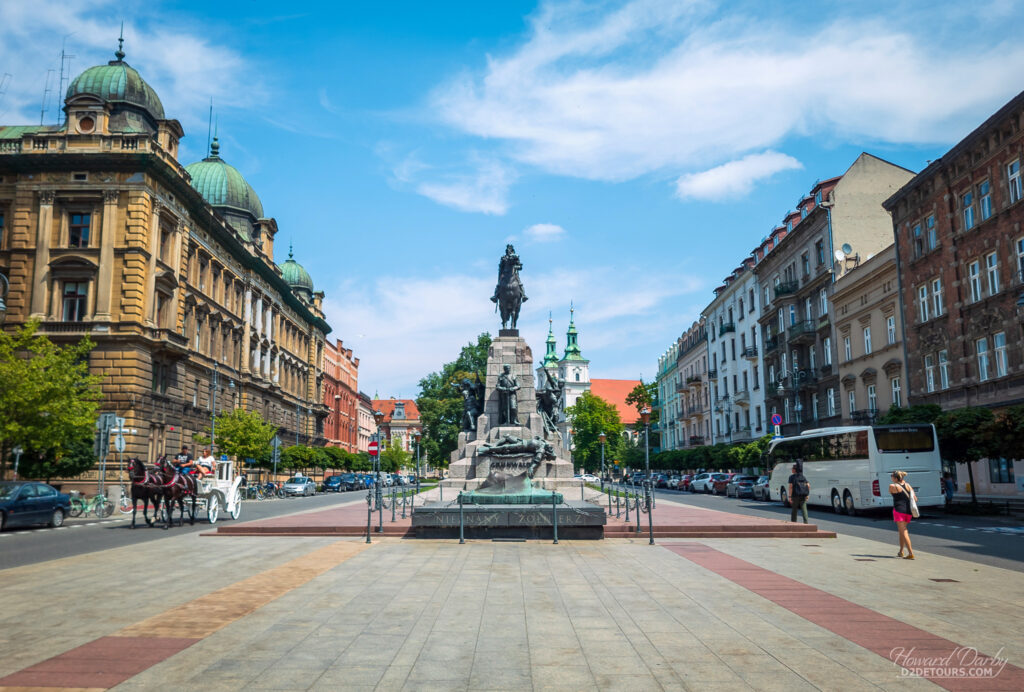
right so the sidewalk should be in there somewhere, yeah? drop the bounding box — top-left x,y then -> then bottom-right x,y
1,514 -> 1022,690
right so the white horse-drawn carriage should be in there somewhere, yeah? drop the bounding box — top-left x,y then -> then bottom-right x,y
196,458 -> 244,523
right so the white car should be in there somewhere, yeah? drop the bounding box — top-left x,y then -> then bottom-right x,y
580,474 -> 599,483
689,473 -> 715,493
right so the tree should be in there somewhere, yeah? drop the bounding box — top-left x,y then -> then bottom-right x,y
350,451 -> 372,472
566,392 -> 624,472
322,446 -> 350,471
877,404 -> 942,425
416,333 -> 491,470
935,407 -> 995,505
380,438 -> 411,473
18,431 -> 97,483
625,380 -> 660,448
0,320 -> 103,480
210,407 -> 278,463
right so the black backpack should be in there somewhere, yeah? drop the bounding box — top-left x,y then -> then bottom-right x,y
793,475 -> 810,497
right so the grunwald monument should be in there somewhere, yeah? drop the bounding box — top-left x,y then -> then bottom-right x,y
413,245 -> 605,538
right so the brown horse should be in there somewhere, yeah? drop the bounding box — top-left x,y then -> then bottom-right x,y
126,458 -> 163,529
154,457 -> 197,529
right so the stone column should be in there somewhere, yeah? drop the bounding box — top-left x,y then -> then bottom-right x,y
241,285 -> 252,374
144,199 -> 162,326
254,295 -> 263,336
274,351 -> 281,385
29,190 -> 55,318
94,189 -> 120,321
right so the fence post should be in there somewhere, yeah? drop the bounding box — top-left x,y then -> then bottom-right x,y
552,492 -> 559,544
365,490 -> 372,544
646,481 -> 655,545
391,485 -> 397,522
458,491 -> 465,544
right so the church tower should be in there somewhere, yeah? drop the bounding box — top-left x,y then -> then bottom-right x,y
558,303 -> 591,411
536,312 -> 560,390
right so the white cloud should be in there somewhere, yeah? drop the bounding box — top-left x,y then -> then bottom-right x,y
431,0 -> 1024,183
524,223 -> 566,242
415,157 -> 516,215
324,262 -> 703,396
675,151 -> 802,202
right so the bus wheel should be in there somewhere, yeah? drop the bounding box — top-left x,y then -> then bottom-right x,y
831,490 -> 843,514
780,488 -> 789,506
843,490 -> 856,516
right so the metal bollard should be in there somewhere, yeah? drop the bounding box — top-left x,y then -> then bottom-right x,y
607,488 -> 612,514
636,491 -> 642,534
615,486 -> 621,518
392,486 -> 397,522
552,492 -> 559,544
401,489 -> 407,519
624,485 -> 630,522
458,492 -> 465,544
581,480 -> 585,502
646,481 -> 655,545
440,482 -> 443,504
365,490 -> 372,544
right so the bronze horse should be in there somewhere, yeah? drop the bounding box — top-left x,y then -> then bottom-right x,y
492,244 -> 527,330
154,457 -> 197,529
126,458 -> 163,529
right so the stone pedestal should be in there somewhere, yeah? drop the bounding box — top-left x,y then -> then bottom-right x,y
446,335 -> 577,490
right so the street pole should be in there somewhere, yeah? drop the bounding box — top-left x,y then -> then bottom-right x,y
599,432 -> 607,492
211,363 -> 218,451
12,445 -> 22,481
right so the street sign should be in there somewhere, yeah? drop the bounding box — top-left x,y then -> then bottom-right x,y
771,413 -> 783,426
773,424 -> 781,439
114,435 -> 126,453
367,441 -> 379,456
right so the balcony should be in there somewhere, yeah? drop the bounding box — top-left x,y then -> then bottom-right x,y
686,374 -> 703,386
719,322 -> 736,336
774,280 -> 800,298
817,314 -> 831,332
707,369 -> 719,380
688,435 -> 705,446
764,336 -> 779,353
733,389 -> 750,406
787,320 -> 817,344
742,346 -> 758,360
675,382 -> 689,394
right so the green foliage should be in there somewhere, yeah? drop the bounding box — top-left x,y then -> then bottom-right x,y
0,320 -> 103,480
18,431 -> 97,482
321,446 -> 351,470
350,451 -> 372,472
651,435 -> 772,472
877,404 -> 942,425
625,381 -> 657,414
935,406 -> 996,504
416,333 -> 491,469
281,445 -> 324,472
380,438 -> 411,472
210,407 -> 278,462
566,392 -> 624,472
981,405 -> 1024,462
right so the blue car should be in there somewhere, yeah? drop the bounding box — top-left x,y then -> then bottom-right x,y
0,481 -> 71,530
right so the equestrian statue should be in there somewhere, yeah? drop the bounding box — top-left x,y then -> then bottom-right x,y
491,244 -> 528,330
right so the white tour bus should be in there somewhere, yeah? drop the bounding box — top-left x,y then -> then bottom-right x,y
767,424 -> 943,514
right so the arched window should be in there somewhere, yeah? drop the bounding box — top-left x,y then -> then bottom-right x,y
575,372 -> 580,382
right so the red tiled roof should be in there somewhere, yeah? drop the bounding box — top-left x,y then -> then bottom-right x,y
371,398 -> 420,422
589,379 -> 642,424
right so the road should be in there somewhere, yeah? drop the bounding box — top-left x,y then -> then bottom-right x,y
645,486 -> 1024,572
0,490 -> 367,571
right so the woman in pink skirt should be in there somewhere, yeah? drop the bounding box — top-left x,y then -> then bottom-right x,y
890,470 -> 916,559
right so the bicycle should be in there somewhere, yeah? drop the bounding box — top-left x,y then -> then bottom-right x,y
68,491 -> 114,518
118,485 -> 132,515
244,485 -> 265,501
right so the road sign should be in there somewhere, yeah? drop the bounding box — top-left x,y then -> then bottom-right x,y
771,413 -> 783,426
367,441 -> 379,456
114,435 -> 126,453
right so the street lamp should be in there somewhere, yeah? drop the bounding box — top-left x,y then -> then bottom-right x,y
639,406 -> 654,545
598,431 -> 607,491
372,409 -> 385,530
414,430 -> 422,495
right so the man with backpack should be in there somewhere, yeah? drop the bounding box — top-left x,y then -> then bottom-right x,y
788,461 -> 811,524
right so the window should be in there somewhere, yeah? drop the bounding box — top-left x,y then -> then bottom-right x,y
823,337 -> 832,366
988,458 -> 1015,484
815,239 -> 824,265
843,336 -> 852,361
809,345 -> 816,369
863,326 -> 872,355
926,215 -> 937,251
1009,160 -> 1022,204
925,355 -> 936,393
962,191 -> 975,230
738,298 -> 744,318
159,229 -> 172,263
918,285 -> 930,322
789,305 -> 796,326
777,308 -> 784,332
886,316 -> 896,345
819,288 -> 828,316
912,222 -> 923,257
69,212 -> 91,248
968,261 -> 982,302
764,286 -> 770,307
784,398 -> 790,424
979,180 -> 992,221
986,252 -> 999,295
848,391 -> 856,416
976,337 -> 990,382
938,350 -> 950,390
804,297 -> 813,321
827,388 -> 836,416
994,332 -> 1008,377
62,281 -> 88,321
811,393 -> 819,419
801,252 -> 810,276
889,379 -> 900,408
1017,237 -> 1024,284
0,211 -> 5,249
932,278 -> 944,316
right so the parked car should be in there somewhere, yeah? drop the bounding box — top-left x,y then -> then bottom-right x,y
665,475 -> 681,490
677,474 -> 693,492
282,476 -> 317,497
712,473 -> 740,495
0,482 -> 71,530
337,473 -> 359,491
689,473 -> 717,493
725,475 -> 760,498
751,476 -> 771,501
579,474 -> 599,483
323,475 -> 345,492
653,474 -> 670,488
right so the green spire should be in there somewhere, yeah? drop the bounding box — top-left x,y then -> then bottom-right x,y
563,302 -> 585,361
542,311 -> 559,367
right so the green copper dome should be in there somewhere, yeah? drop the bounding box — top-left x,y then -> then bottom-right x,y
185,138 -> 265,223
65,43 -> 165,120
280,244 -> 314,293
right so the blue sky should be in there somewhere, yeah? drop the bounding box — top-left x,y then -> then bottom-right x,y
3,0 -> 1023,396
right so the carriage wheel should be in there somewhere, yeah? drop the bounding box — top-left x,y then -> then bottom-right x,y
118,494 -> 132,515
207,493 -> 220,524
229,490 -> 242,520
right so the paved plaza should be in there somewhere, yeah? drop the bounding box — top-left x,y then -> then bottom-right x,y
1,496 -> 1022,691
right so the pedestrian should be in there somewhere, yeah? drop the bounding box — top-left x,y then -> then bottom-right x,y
196,447 -> 216,479
891,470 -> 916,559
788,462 -> 810,524
942,472 -> 955,506
174,445 -> 195,474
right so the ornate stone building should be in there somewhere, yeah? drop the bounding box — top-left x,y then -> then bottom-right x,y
371,398 -> 422,457
884,89 -> 1024,497
0,42 -> 333,486
324,338 -> 359,452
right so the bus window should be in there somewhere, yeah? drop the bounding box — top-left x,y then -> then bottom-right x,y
873,426 -> 935,453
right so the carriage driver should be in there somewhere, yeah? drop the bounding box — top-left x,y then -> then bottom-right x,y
174,445 -> 195,474
196,447 -> 216,479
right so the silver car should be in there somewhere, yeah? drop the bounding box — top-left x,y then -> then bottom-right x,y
282,476 -> 317,497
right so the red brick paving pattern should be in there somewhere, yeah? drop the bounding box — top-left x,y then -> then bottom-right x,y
666,543 -> 1024,691
0,636 -> 198,689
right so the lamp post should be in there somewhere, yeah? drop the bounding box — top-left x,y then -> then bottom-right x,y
639,407 -> 654,545
414,430 -> 422,496
599,431 -> 607,492
373,409 -> 385,531
11,444 -> 22,481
